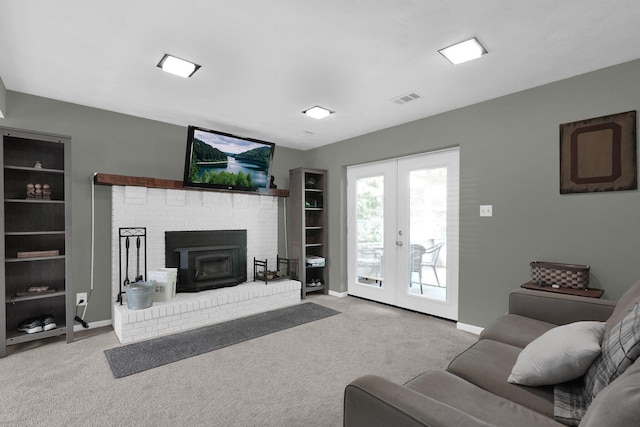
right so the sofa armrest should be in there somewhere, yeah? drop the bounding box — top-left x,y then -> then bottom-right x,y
344,375 -> 493,427
509,289 -> 616,325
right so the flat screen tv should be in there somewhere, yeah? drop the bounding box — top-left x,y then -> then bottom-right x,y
183,125 -> 275,193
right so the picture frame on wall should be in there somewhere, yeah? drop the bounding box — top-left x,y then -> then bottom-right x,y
559,110 -> 637,194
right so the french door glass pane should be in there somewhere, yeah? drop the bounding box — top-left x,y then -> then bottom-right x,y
408,167 -> 447,301
356,176 -> 384,286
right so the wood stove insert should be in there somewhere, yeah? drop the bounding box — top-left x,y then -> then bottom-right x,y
165,230 -> 247,292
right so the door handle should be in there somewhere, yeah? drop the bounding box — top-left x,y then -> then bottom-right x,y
396,241 -> 403,247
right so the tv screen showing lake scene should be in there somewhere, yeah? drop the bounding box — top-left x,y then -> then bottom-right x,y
184,126 -> 275,192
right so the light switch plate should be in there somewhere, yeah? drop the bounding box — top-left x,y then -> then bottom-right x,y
480,205 -> 493,217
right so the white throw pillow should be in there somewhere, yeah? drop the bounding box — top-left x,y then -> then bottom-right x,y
507,321 -> 606,386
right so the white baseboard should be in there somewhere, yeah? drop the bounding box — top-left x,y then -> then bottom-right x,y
74,319 -> 112,332
328,290 -> 348,298
456,322 -> 484,335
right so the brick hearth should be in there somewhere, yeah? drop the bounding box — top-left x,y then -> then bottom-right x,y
113,280 -> 301,343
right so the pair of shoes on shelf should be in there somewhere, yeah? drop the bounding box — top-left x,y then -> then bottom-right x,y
17,315 -> 57,334
308,279 -> 323,287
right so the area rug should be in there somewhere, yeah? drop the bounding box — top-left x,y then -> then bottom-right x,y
104,302 -> 340,378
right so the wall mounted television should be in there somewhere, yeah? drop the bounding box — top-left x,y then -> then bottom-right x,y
183,125 -> 275,193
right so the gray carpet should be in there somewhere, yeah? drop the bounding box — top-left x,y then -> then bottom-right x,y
1,295 -> 477,426
104,302 -> 340,378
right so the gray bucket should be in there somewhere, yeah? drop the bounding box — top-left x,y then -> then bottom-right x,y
124,281 -> 154,310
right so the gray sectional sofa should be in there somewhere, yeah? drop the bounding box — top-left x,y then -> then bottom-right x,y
344,282 -> 640,426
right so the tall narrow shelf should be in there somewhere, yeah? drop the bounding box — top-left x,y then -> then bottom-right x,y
288,168 -> 328,298
1,127 -> 72,357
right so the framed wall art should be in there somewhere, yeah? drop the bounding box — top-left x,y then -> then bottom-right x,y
559,110 -> 637,194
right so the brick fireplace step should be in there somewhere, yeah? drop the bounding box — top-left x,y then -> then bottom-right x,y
112,280 -> 301,343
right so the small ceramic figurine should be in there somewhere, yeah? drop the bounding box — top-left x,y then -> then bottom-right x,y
26,183 -> 35,199
34,161 -> 42,169
42,184 -> 51,200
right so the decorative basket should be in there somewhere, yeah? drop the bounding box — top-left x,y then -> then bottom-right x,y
530,261 -> 590,289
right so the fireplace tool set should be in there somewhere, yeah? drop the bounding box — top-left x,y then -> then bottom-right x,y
117,227 -> 147,305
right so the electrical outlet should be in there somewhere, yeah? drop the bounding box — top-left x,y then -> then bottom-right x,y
479,205 -> 493,217
76,292 -> 87,306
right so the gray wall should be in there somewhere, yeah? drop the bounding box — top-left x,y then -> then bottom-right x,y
305,59 -> 640,327
0,92 -> 304,323
1,58 -> 639,329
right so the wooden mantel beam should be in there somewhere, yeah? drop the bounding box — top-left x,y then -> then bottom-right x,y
94,173 -> 289,197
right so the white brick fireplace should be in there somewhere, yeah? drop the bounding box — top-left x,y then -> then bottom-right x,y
110,185 -> 300,343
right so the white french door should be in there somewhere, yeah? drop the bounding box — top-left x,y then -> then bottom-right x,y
347,148 -> 459,320
347,160 -> 398,306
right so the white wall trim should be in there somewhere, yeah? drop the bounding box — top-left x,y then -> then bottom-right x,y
456,322 -> 483,335
328,290 -> 348,298
0,74 -> 6,118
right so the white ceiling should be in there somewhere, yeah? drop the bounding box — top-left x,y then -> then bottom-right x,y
2,0 -> 640,151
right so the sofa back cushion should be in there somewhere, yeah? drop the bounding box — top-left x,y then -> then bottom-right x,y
606,280 -> 640,334
587,302 -> 640,398
555,302 -> 640,425
579,359 -> 640,426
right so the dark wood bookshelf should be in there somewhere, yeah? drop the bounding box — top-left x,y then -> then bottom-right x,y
1,127 -> 73,357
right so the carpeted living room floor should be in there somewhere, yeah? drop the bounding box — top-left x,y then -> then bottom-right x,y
0,294 -> 477,427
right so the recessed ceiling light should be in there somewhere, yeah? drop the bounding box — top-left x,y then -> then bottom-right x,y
438,37 -> 487,65
303,106 -> 333,120
157,54 -> 200,78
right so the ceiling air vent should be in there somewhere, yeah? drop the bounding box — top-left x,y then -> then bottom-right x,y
391,92 -> 421,105
295,130 -> 315,137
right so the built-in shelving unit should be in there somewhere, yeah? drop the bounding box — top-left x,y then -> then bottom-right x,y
288,168 -> 328,298
1,127 -> 72,357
